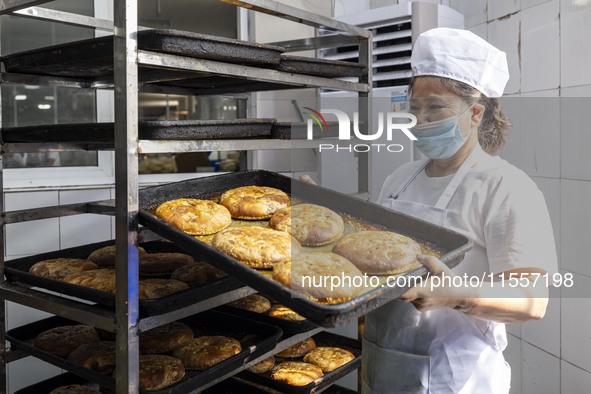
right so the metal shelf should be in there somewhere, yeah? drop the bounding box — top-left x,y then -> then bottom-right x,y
0,282 -> 258,333
0,0 -> 372,392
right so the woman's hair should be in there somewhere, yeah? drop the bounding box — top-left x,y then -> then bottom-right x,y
408,76 -> 511,154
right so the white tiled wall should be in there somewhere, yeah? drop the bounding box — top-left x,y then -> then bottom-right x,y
448,0 -> 591,392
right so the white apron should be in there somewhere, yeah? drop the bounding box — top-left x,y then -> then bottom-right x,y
362,146 -> 511,394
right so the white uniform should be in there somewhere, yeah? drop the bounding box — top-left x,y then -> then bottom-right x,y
362,145 -> 558,393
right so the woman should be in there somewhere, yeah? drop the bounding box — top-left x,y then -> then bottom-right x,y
360,28 -> 557,393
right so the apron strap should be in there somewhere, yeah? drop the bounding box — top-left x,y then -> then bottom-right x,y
389,145 -> 485,207
434,144 -> 483,209
389,159 -> 430,200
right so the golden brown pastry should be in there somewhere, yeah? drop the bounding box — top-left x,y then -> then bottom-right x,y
172,336 -> 242,370
276,337 -> 316,358
67,341 -> 116,374
288,252 -> 364,299
226,294 -> 271,314
33,325 -> 100,357
138,279 -> 189,300
271,204 -> 344,246
272,261 -> 292,288
271,361 -> 324,386
139,252 -> 194,277
29,258 -> 98,280
139,322 -> 194,354
267,304 -> 306,321
87,245 -> 147,268
332,231 -> 422,274
219,186 -> 290,220
154,198 -> 232,235
137,354 -> 186,391
49,385 -> 103,394
303,347 -> 356,372
62,269 -> 116,293
212,227 -> 292,269
170,261 -> 227,286
247,356 -> 275,374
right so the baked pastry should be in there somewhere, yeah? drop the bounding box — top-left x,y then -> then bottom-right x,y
138,354 -> 186,391
29,258 -> 98,280
276,337 -> 316,358
170,261 -> 227,286
49,385 -> 102,394
139,322 -> 194,354
268,304 -> 306,321
271,204 -> 344,246
303,347 -> 356,372
271,361 -> 324,386
291,237 -> 303,255
332,231 -> 422,274
62,269 -> 116,293
154,198 -> 232,235
226,294 -> 271,314
33,325 -> 100,357
212,227 -> 292,269
87,245 -> 148,267
138,279 -> 189,300
172,336 -> 242,370
67,341 -> 116,374
219,186 -> 290,220
272,261 -> 292,288
139,252 -> 194,277
289,252 -> 364,299
247,356 -> 275,373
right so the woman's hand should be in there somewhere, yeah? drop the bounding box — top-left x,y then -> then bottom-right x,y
401,255 -> 550,323
299,175 -> 317,185
400,255 -> 475,312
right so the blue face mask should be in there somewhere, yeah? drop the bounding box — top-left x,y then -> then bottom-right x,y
411,106 -> 473,160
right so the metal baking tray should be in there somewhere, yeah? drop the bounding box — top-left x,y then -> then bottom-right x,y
1,119 -> 275,144
238,331 -> 361,394
205,377 -> 358,394
3,239 -> 245,316
276,55 -> 366,78
270,121 -> 341,140
1,29 -> 285,78
6,310 -> 283,394
13,372 -> 101,394
216,303 -> 319,335
137,170 -> 473,327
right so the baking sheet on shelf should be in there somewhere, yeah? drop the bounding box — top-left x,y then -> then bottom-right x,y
137,170 -> 473,327
215,303 -> 319,335
13,372 -> 101,394
6,310 -> 283,394
238,331 -> 361,394
1,119 -> 276,144
276,55 -> 366,78
3,239 -> 245,316
1,29 -> 285,78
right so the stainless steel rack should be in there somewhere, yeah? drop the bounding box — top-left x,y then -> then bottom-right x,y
0,0 -> 372,392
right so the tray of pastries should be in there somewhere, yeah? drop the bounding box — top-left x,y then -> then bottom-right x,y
13,372 -> 104,394
217,294 -> 319,334
204,377 -> 358,394
238,331 -> 360,394
6,309 -> 283,393
138,170 -> 473,327
3,239 -> 244,316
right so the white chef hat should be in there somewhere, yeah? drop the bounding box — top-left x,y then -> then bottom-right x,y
410,27 -> 509,97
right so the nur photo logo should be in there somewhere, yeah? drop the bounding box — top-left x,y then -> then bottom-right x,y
304,108 -> 418,153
